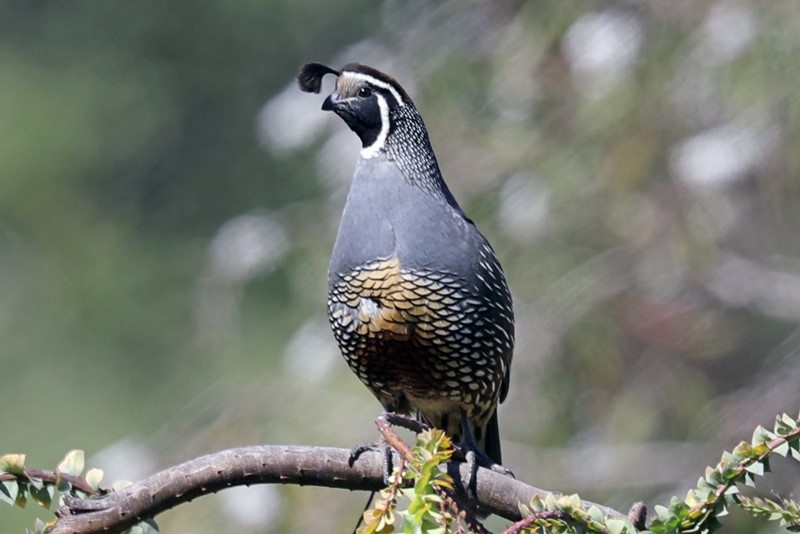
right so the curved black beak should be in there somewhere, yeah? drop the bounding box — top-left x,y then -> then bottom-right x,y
322,93 -> 342,111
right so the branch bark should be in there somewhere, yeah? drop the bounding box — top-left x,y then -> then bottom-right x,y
51,444 -> 628,533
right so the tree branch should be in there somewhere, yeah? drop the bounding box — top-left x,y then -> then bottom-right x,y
51,444 -> 628,533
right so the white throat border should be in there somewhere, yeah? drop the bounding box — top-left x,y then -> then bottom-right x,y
361,93 -> 390,159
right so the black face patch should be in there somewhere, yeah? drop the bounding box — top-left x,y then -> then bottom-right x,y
333,92 -> 384,148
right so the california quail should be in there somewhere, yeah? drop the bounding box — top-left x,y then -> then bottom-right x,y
298,63 -> 514,467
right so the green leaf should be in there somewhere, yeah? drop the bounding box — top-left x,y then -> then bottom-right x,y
606,519 -> 631,534
732,441 -> 754,461
697,475 -> 716,491
139,519 -> 159,534
14,482 -> 27,508
718,451 -> 739,475
744,461 -> 764,477
57,450 -> 85,477
776,415 -> 795,436
85,467 -> 104,491
0,453 -> 26,475
29,483 -> 54,509
752,426 -> 773,447
588,505 -> 605,523
529,495 -> 545,512
56,474 -> 71,493
654,504 -> 670,520
0,480 -> 18,506
774,440 -> 790,457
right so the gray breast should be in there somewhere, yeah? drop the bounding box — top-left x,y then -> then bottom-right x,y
328,155 -> 480,286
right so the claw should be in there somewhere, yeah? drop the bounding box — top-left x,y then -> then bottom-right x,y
348,439 -> 393,485
348,441 -> 375,467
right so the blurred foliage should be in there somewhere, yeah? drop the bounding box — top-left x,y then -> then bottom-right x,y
2,0 -> 800,532
0,449 -> 157,534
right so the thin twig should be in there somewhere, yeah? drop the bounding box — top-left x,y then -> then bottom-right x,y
0,469 -> 97,495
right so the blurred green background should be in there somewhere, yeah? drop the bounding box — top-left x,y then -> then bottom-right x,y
2,1 -> 800,532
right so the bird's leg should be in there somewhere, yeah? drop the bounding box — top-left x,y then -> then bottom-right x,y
349,408 -> 424,485
458,411 -> 514,496
350,410 -> 433,485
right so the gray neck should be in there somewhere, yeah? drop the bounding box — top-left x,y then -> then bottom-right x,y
383,106 -> 462,211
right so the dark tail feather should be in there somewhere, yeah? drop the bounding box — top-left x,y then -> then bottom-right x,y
481,409 -> 502,466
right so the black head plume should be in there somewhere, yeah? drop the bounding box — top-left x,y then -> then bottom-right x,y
297,63 -> 340,94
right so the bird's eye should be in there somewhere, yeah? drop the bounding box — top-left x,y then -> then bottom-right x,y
357,87 -> 373,98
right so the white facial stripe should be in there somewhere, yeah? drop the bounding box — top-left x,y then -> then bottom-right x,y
361,93 -> 389,159
343,72 -> 405,107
